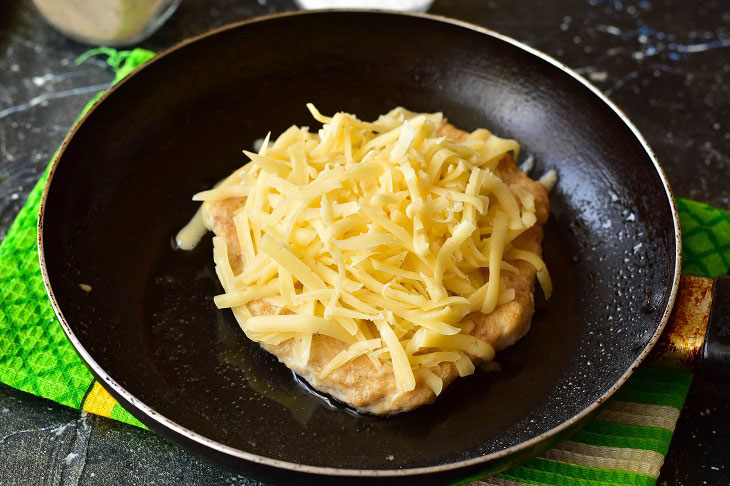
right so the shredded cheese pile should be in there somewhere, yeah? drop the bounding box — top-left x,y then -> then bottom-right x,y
195,105 -> 551,396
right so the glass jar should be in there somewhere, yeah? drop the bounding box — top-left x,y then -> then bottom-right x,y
32,0 -> 181,46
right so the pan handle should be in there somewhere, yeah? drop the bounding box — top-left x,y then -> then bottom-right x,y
650,275 -> 730,382
703,276 -> 730,382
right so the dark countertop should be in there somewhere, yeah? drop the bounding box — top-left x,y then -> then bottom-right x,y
1,0 -> 728,484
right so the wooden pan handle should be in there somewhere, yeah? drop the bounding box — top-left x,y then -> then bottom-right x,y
650,275 -> 730,382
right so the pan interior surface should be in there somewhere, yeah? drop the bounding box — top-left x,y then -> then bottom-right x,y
42,12 -> 677,470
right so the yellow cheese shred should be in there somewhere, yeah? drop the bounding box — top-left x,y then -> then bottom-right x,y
245,315 -> 356,345
204,105 -> 551,396
213,279 -> 280,308
375,320 -> 415,393
507,248 -> 553,299
415,368 -> 443,396
319,339 -> 382,379
483,210 -> 508,314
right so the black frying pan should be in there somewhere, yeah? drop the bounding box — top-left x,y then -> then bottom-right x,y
37,10 -> 726,485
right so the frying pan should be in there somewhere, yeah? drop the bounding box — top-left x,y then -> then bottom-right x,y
37,10 -> 730,485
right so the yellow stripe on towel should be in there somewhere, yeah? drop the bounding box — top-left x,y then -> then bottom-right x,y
82,381 -> 118,418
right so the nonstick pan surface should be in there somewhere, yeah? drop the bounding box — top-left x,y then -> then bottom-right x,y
38,10 -> 680,484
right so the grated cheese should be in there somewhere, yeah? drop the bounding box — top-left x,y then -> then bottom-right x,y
203,106 -> 551,396
415,368 -> 443,396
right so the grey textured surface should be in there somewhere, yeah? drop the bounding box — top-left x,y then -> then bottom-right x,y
1,0 -> 729,484
0,383 -> 256,484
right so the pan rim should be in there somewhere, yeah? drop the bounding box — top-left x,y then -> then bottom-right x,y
37,9 -> 682,478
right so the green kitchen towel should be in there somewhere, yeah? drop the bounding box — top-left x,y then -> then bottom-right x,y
0,48 -> 154,428
676,198 -> 730,278
1,48 -> 729,485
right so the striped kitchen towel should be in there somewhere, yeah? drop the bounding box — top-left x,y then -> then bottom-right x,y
477,366 -> 693,486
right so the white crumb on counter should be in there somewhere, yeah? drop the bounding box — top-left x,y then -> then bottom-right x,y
589,71 -> 609,82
